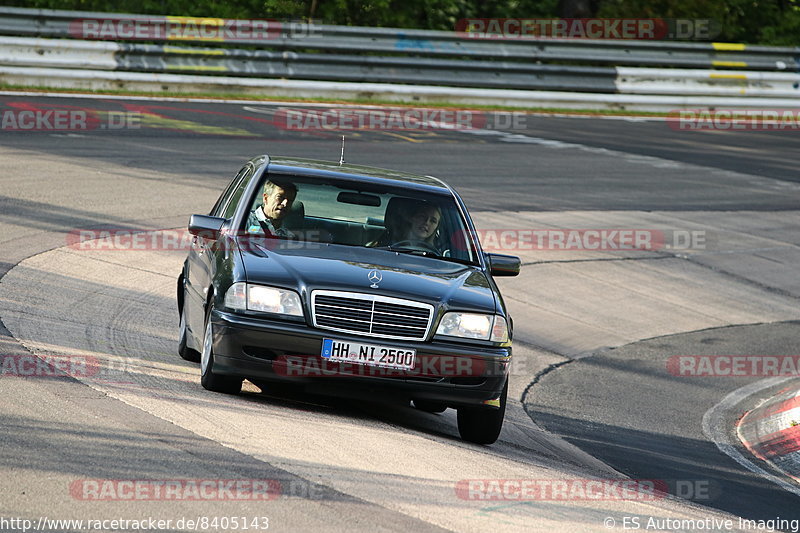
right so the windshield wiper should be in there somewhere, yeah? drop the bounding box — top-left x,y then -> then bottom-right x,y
387,246 -> 441,258
376,245 -> 476,265
372,245 -> 436,256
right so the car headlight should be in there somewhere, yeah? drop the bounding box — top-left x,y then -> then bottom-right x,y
224,282 -> 303,317
436,312 -> 508,343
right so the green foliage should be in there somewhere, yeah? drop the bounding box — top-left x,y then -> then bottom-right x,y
4,0 -> 799,43
4,0 -> 266,18
4,0 -> 558,28
261,0 -> 559,28
599,0 -> 800,44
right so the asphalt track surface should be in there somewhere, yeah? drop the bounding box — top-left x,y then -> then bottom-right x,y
1,95 -> 799,532
527,323 -> 800,522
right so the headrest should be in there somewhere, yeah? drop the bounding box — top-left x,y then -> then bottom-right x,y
284,200 -> 305,230
384,197 -> 417,232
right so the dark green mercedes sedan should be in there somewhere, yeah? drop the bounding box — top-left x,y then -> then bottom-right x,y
177,155 -> 520,444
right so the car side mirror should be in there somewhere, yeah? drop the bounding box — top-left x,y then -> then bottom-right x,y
188,214 -> 226,240
486,253 -> 521,277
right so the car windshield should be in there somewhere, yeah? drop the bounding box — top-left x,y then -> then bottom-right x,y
242,173 -> 479,264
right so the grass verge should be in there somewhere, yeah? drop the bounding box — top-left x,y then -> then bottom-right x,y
0,83 -> 671,118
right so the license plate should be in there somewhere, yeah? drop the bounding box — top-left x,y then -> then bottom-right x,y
321,338 -> 416,370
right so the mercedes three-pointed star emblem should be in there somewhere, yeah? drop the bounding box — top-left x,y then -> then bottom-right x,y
368,269 -> 383,288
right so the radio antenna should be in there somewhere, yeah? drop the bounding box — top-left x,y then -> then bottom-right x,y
339,135 -> 345,165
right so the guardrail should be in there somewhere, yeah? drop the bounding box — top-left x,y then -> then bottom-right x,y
0,7 -> 799,109
4,36 -> 799,98
0,37 -> 619,93
1,6 -> 798,72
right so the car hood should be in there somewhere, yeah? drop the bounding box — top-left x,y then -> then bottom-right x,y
237,241 -> 498,314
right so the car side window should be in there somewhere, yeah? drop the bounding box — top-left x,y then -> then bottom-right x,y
221,167 -> 254,219
210,165 -> 252,218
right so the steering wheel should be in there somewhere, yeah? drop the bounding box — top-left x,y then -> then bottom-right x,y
390,239 -> 439,254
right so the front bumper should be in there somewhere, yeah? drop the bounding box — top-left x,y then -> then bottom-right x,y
210,309 -> 510,408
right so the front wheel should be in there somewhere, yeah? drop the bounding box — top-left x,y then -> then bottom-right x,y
200,305 -> 242,394
457,379 -> 507,445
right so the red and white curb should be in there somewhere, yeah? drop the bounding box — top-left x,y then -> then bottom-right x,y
737,385 -> 800,483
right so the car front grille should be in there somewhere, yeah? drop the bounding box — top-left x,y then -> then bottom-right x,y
311,290 -> 433,341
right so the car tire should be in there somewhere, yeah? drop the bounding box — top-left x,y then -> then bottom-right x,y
413,400 -> 447,414
178,303 -> 201,362
457,379 -> 507,445
200,304 -> 242,395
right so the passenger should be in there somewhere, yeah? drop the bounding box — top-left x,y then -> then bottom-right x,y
369,200 -> 441,251
400,202 -> 441,247
247,179 -> 297,238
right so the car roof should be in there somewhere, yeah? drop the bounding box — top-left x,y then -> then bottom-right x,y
259,156 -> 453,194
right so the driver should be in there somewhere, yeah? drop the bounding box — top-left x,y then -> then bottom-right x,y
246,179 -> 297,238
